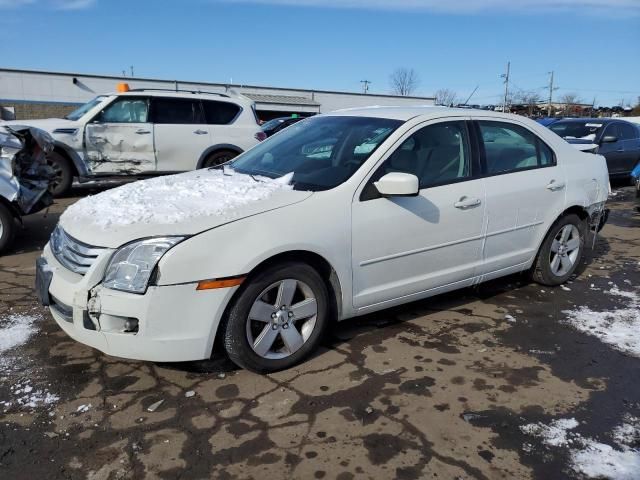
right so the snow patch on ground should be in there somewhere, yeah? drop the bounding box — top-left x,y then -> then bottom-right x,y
521,417 -> 640,479
61,169 -> 294,229
0,379 -> 59,411
0,312 -> 40,355
520,418 -> 579,447
563,286 -> 640,358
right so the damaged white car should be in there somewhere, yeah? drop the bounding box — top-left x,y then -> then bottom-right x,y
0,125 -> 55,254
36,107 -> 610,373
4,87 -> 264,196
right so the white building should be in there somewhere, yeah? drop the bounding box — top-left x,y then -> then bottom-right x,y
0,68 -> 434,121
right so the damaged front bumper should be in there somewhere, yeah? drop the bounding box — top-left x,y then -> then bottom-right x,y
0,125 -> 55,216
38,244 -> 235,362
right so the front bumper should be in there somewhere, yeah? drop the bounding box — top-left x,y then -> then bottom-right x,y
38,244 -> 237,362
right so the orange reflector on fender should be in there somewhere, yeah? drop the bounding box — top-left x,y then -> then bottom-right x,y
196,277 -> 245,291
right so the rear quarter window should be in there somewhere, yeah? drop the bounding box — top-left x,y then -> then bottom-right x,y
202,100 -> 241,125
479,121 -> 555,175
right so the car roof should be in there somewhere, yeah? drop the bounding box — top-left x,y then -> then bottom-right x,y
550,117 -> 616,124
325,105 -> 526,122
112,90 -> 251,104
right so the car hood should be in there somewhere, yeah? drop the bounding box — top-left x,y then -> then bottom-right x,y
565,138 -> 599,153
59,169 -> 312,248
1,118 -> 80,133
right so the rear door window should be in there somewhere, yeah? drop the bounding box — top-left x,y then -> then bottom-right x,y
478,121 -> 555,175
618,123 -> 638,140
151,98 -> 204,124
202,100 -> 241,125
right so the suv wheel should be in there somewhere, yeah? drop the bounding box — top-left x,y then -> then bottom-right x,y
223,262 -> 329,373
203,150 -> 238,168
46,151 -> 73,197
0,203 -> 15,254
532,214 -> 586,286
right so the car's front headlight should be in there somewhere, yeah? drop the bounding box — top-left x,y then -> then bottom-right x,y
103,237 -> 185,294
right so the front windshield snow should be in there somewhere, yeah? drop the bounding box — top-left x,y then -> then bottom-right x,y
231,116 -> 402,191
65,96 -> 108,121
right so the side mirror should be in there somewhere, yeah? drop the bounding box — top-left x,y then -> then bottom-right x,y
374,172 -> 419,197
601,135 -> 618,144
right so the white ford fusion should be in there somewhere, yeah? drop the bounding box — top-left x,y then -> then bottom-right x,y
36,107 -> 609,373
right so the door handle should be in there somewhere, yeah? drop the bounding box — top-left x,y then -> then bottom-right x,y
194,129 -> 208,135
546,180 -> 566,191
454,196 -> 481,209
136,129 -> 151,134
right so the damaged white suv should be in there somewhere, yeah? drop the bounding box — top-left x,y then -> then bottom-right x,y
4,88 -> 264,196
36,107 -> 610,373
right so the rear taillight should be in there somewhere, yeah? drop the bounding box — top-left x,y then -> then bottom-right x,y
255,131 -> 267,142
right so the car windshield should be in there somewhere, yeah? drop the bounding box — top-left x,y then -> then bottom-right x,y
65,96 -> 107,121
231,116 -> 402,191
549,121 -> 604,141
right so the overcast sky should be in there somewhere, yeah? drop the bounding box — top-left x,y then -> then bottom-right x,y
1,0 -> 639,106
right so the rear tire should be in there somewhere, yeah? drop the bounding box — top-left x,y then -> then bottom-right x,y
532,214 -> 586,286
202,150 -> 238,168
46,151 -> 73,197
0,203 -> 16,254
223,262 -> 329,373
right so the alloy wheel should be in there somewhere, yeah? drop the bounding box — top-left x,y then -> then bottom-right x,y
245,279 -> 318,360
549,224 -> 581,277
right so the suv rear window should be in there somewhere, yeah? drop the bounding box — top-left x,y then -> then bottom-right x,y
152,98 -> 204,124
202,100 -> 241,125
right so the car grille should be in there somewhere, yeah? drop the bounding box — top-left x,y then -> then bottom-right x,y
52,227 -> 106,275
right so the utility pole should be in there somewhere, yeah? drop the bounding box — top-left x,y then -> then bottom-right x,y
547,71 -> 555,117
501,61 -> 510,113
130,66 -> 135,78
360,80 -> 371,94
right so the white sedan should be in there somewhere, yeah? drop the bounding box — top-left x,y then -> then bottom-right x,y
36,107 -> 609,373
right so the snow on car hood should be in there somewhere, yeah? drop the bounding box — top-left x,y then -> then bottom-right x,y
60,169 -> 311,248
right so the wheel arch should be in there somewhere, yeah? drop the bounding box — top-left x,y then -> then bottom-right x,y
51,142 -> 83,177
211,249 -> 344,358
533,204 -> 590,261
196,144 -> 244,169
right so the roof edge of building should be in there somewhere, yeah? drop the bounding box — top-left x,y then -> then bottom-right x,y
0,67 -> 435,101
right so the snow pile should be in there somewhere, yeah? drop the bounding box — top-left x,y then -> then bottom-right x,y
0,379 -> 59,411
520,418 -> 579,447
563,287 -> 640,358
521,417 -> 640,479
61,169 -> 294,229
0,312 -> 39,354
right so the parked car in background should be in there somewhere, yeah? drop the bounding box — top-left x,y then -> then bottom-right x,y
632,162 -> 640,212
547,118 -> 640,178
0,125 -> 55,253
36,107 -> 609,372
261,116 -> 306,137
536,117 -> 562,127
2,87 -> 265,196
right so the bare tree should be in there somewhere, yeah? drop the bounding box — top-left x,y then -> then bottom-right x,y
434,88 -> 457,106
390,68 -> 420,96
560,93 -> 582,115
512,89 -> 542,116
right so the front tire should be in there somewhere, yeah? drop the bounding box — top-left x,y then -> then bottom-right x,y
0,203 -> 16,254
46,151 -> 73,197
223,262 -> 329,373
532,214 -> 586,286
